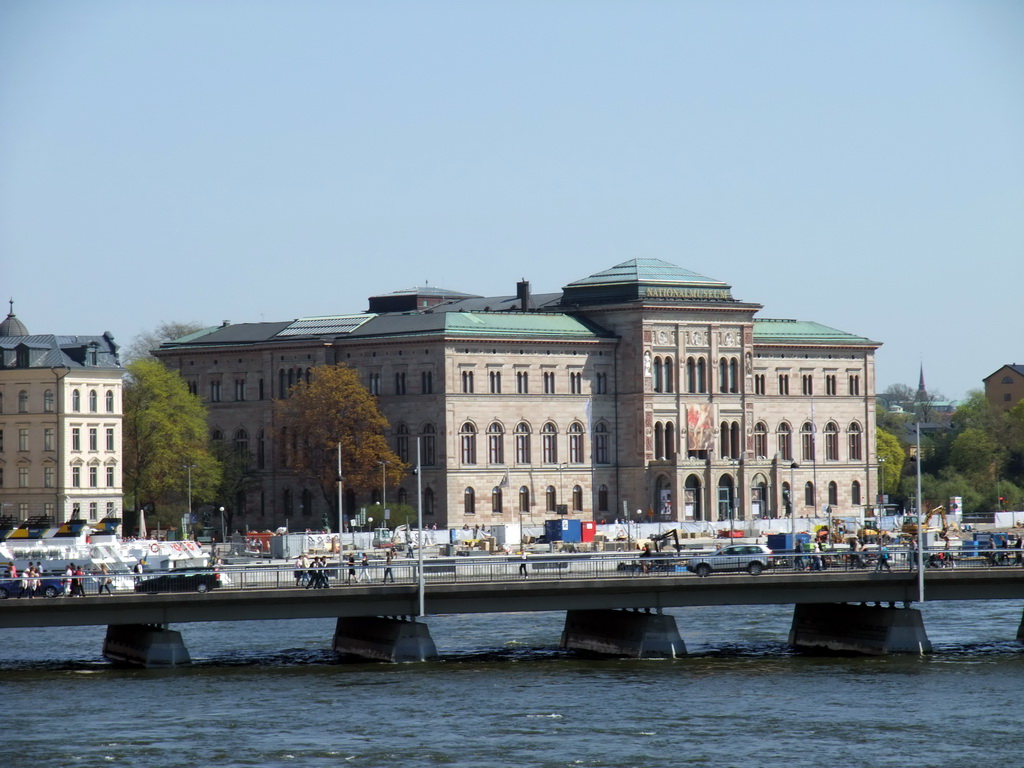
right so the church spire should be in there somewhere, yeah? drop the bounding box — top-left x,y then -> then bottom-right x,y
918,362 -> 927,397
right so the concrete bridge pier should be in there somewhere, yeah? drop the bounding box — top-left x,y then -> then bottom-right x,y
102,624 -> 192,667
789,603 -> 932,655
560,609 -> 686,658
332,616 -> 438,662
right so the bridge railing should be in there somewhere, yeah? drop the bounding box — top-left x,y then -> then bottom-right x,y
2,546 -> 1022,599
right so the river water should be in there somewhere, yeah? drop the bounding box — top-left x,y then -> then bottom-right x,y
3,600 -> 1023,768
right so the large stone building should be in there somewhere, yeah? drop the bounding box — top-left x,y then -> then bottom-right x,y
154,259 -> 881,531
984,364 -> 1024,413
0,304 -> 124,523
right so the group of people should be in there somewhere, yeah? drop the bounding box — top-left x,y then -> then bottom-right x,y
8,562 -> 41,598
294,555 -> 333,589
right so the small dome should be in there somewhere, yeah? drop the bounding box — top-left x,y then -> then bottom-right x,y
0,300 -> 28,337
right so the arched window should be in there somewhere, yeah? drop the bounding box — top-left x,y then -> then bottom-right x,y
545,485 -> 557,512
398,487 -> 408,506
72,389 -> 81,412
730,422 -> 741,459
754,422 -> 768,459
777,423 -> 792,461
719,358 -> 729,393
396,424 -> 410,463
848,423 -> 863,461
422,423 -> 436,466
598,484 -> 609,512
568,422 -> 584,463
653,356 -> 663,393
729,358 -> 739,393
43,389 -> 54,413
234,428 -> 249,456
828,481 -> 838,507
594,422 -> 609,464
17,390 -> 28,413
719,421 -> 730,459
460,422 -> 477,464
515,422 -> 531,464
488,422 -> 505,464
824,422 -> 839,461
542,422 -> 558,464
851,480 -> 862,506
278,369 -> 286,398
257,428 -> 266,469
696,358 -> 707,393
572,485 -> 583,512
424,487 -> 435,516
801,422 -> 815,462
804,481 -> 815,508
464,487 -> 476,515
301,489 -> 313,517
106,390 -> 115,412
89,390 -> 98,412
665,421 -> 676,461
663,356 -> 674,393
655,422 -> 665,460
519,486 -> 530,514
491,486 -> 503,514
686,358 -> 696,393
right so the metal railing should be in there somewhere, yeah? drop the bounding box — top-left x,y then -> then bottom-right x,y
1,546 -> 1023,598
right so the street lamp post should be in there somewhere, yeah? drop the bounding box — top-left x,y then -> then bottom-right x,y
790,462 -> 799,534
219,506 -> 226,543
379,460 -> 388,527
50,364 -> 71,521
916,423 -> 925,600
183,464 -> 197,540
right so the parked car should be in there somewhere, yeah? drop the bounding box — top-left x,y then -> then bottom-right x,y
686,544 -> 774,577
134,571 -> 220,594
0,576 -> 67,599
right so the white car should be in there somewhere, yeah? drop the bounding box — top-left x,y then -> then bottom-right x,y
686,544 -> 774,577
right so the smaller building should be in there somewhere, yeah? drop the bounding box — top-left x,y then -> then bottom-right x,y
984,365 -> 1024,413
0,303 -> 124,523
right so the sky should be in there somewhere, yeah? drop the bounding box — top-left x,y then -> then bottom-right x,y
1,0 -> 1022,402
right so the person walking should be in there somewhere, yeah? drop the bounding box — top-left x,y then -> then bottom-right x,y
346,553 -> 356,584
519,551 -> 528,579
383,549 -> 395,583
875,544 -> 892,573
98,563 -> 114,595
357,552 -> 370,583
907,536 -> 918,571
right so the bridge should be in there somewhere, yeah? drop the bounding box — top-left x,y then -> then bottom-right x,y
3,551 -> 1024,665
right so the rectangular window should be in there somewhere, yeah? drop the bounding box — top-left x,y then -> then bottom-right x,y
44,428 -> 54,451
802,374 -> 813,396
19,428 -> 29,451
106,428 -> 115,451
825,375 -> 837,396
754,374 -> 766,395
107,501 -> 115,515
595,371 -> 607,394
89,428 -> 98,451
44,465 -> 54,488
210,380 -> 221,402
89,465 -> 98,487
421,370 -> 433,394
849,375 -> 861,396
19,466 -> 29,487
489,371 -> 501,394
369,373 -> 381,395
235,379 -> 246,401
543,371 -> 556,394
395,372 -> 407,395
461,371 -> 474,394
516,371 -> 529,394
569,371 -> 583,394
72,427 -> 80,451
0,429 -> 4,452
89,502 -> 97,521
72,466 -> 81,487
106,466 -> 115,487
778,374 -> 789,395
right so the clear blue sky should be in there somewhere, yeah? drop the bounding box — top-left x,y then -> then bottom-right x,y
2,1 -> 1021,401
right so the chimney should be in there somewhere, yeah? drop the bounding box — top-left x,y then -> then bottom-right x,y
516,280 -> 532,311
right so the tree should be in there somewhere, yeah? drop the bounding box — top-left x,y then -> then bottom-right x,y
123,359 -> 221,530
274,364 -> 405,527
876,428 -> 904,499
211,439 -> 260,536
122,321 -> 208,363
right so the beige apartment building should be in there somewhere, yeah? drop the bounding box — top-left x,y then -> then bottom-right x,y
0,305 -> 124,524
154,259 -> 881,531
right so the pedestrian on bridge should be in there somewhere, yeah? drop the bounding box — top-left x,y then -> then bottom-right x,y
875,545 -> 892,573
383,549 -> 395,583
357,552 -> 370,583
346,554 -> 356,584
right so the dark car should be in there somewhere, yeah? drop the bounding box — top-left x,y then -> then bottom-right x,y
134,571 -> 220,594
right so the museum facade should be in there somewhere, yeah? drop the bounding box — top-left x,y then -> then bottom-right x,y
154,258 -> 881,531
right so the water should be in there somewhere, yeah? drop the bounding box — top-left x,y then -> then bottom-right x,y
3,601 -> 1023,768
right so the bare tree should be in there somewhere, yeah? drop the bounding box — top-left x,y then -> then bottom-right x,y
122,321 -> 208,363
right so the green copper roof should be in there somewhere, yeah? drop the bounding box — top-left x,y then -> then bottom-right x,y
753,319 -> 879,346
444,312 -> 603,338
562,258 -> 736,305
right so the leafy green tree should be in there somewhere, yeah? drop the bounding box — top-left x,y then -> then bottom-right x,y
274,364 -> 405,528
210,440 -> 260,536
876,428 -> 904,498
123,359 -> 221,531
949,428 -> 999,485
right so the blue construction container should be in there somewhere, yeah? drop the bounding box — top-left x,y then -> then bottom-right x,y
766,533 -> 811,552
543,519 -> 564,542
560,519 -> 582,543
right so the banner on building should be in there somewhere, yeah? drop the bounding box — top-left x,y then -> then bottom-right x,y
687,403 -> 715,452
